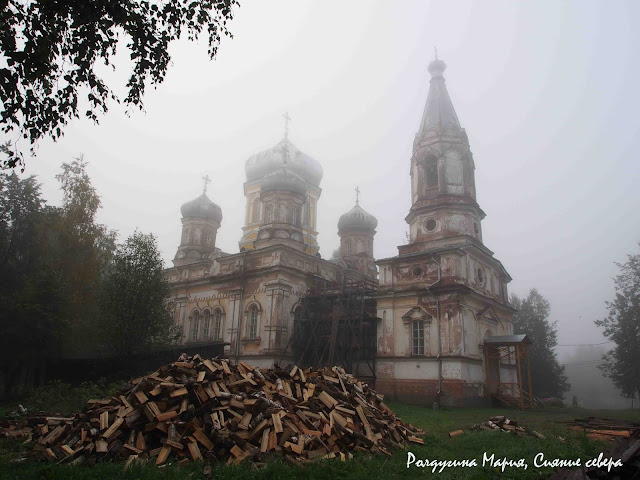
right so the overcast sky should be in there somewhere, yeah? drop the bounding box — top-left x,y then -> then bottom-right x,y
21,0 -> 640,363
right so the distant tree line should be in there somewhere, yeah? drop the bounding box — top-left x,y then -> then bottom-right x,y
0,158 -> 179,399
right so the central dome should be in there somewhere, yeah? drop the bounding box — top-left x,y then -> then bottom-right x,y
245,137 -> 323,187
261,168 -> 307,196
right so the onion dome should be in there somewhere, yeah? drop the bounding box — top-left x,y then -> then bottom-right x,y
261,168 -> 307,196
427,58 -> 447,78
338,203 -> 378,231
180,192 -> 222,223
245,137 -> 323,186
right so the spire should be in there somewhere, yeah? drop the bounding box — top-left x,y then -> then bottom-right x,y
417,54 -> 461,138
355,186 -> 360,205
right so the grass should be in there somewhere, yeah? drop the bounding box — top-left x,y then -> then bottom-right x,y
2,403 -> 639,480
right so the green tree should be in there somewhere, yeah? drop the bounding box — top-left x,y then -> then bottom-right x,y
1,0 -> 238,170
98,231 -> 180,359
0,172 -> 67,398
511,289 -> 569,398
44,158 -> 117,354
595,244 -> 640,401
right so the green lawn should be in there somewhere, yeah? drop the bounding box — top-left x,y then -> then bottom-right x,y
2,404 -> 639,480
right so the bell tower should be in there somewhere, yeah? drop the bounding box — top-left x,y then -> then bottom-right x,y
406,57 -> 484,248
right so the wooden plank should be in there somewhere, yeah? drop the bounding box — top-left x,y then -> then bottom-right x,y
192,428 -> 214,451
99,411 -> 109,430
136,432 -> 146,451
267,429 -> 277,451
169,388 -> 188,398
202,359 -> 216,373
318,391 -> 338,409
102,418 -> 123,439
156,410 -> 178,422
260,428 -> 271,453
230,444 -> 244,458
272,413 -> 284,433
155,445 -> 171,465
449,430 -> 464,438
284,441 -> 303,455
134,390 -> 149,405
188,441 -> 203,460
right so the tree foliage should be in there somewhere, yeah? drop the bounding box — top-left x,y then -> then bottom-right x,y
595,244 -> 640,400
0,172 -> 67,398
98,230 -> 180,358
511,289 -> 569,398
0,0 -> 238,169
0,158 -> 116,397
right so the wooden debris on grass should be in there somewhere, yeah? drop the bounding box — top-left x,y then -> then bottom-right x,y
3,354 -> 423,467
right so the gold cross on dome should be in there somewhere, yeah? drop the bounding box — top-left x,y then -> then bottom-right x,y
202,174 -> 211,194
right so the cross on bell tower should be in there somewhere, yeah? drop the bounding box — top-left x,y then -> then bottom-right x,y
355,186 -> 360,205
202,174 -> 211,194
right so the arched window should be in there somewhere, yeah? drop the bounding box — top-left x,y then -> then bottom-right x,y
345,239 -> 351,255
252,198 -> 261,223
292,206 -> 299,226
356,239 -> 363,253
425,155 -> 438,188
248,305 -> 259,339
191,311 -> 200,341
412,320 -> 425,355
213,309 -> 223,340
202,311 -> 211,339
266,204 -> 274,223
302,202 -> 309,226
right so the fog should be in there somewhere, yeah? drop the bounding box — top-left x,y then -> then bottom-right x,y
18,1 -> 640,406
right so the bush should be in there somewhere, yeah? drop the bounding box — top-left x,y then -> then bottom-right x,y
21,378 -> 124,415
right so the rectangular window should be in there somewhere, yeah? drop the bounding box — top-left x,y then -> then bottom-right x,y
412,320 -> 424,355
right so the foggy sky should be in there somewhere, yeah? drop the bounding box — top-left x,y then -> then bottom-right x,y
20,1 -> 640,367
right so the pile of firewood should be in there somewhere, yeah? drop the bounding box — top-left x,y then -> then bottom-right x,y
549,425 -> 640,480
468,415 -> 546,439
13,355 -> 423,466
565,417 -> 640,441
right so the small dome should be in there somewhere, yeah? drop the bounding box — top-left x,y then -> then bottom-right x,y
428,58 -> 446,78
338,203 -> 378,231
261,168 -> 307,196
180,193 -> 222,223
246,137 -> 323,186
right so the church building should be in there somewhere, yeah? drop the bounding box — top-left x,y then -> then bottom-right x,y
166,57 -> 520,406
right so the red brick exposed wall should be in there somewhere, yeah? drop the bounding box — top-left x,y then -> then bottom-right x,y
376,378 -> 488,407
